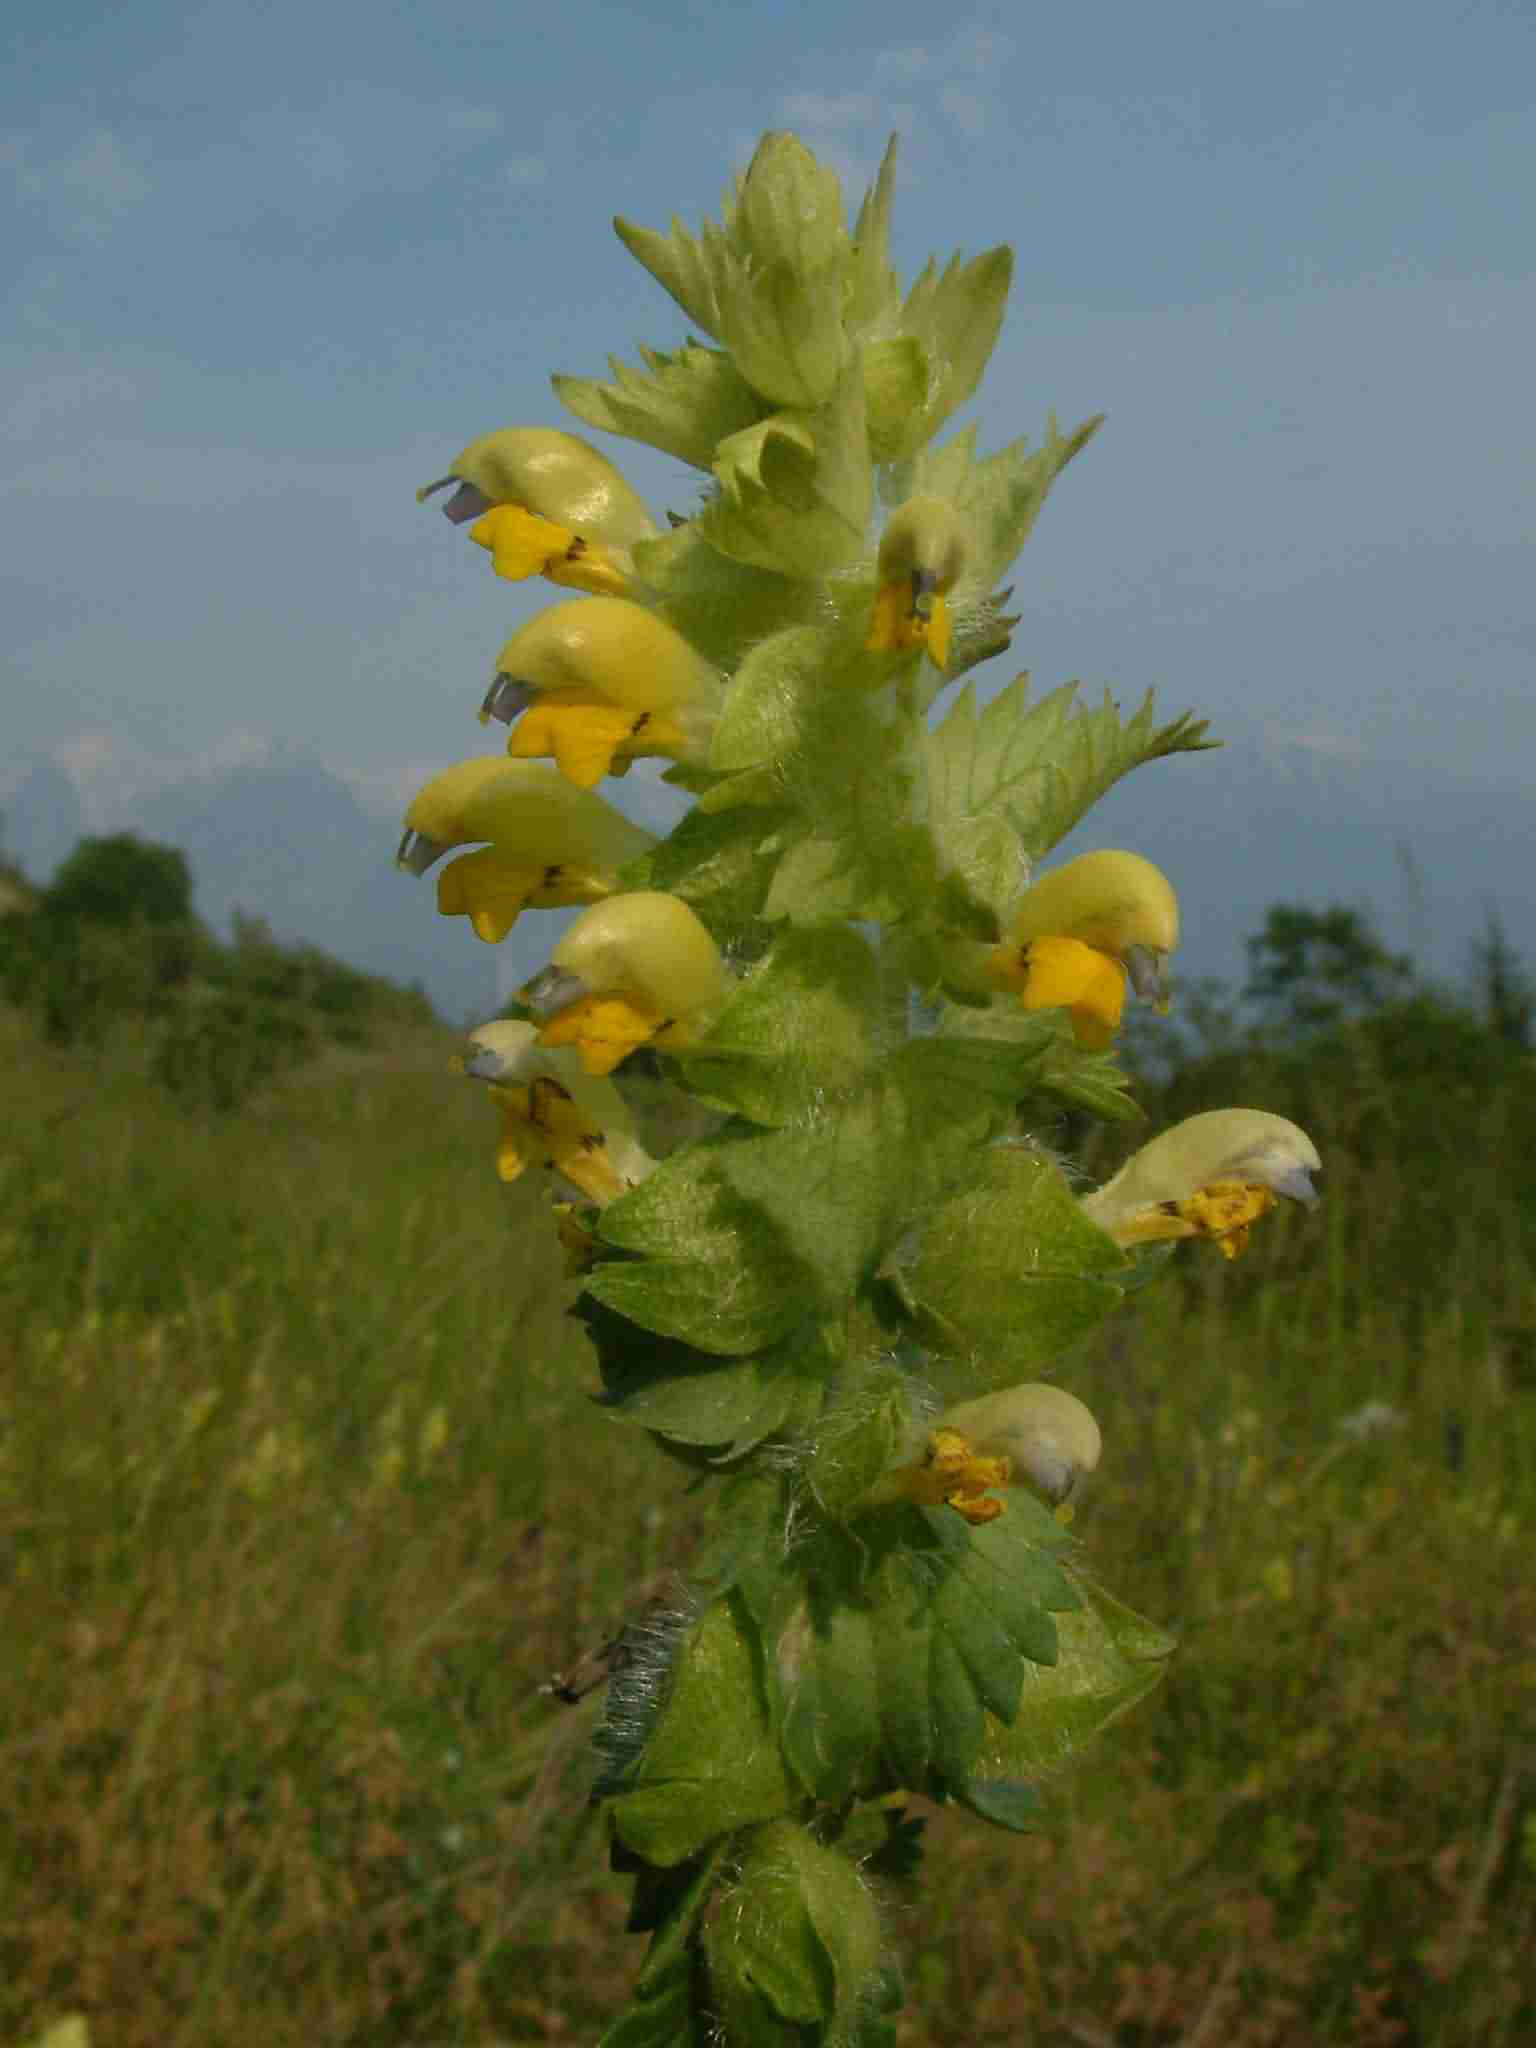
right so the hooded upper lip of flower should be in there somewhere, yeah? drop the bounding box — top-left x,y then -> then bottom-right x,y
394,757 -> 655,878
938,1383 -> 1103,1506
985,849 -> 1180,1047
458,1017 -> 656,1198
416,426 -> 659,550
865,494 -> 969,671
1081,1108 -> 1321,1242
518,890 -> 729,1075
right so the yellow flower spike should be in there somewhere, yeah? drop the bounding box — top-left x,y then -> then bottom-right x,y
522,891 -> 729,1074
395,760 -> 654,929
416,425 -> 658,552
1081,1108 -> 1320,1261
865,494 -> 969,669
461,1019 -> 656,1197
987,849 -> 1180,1046
505,688 -> 692,790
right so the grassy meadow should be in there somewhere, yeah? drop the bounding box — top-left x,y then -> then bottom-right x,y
2,970 -> 1534,2046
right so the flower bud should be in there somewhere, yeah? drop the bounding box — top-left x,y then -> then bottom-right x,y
865,494 -> 970,669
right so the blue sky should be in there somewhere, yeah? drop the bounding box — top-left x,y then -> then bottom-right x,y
5,0 -> 1535,843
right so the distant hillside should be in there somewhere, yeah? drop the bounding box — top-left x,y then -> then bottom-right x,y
3,713 -> 1531,1020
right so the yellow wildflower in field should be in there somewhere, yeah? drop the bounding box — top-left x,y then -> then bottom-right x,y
418,425 -> 656,596
986,849 -> 1179,1048
482,595 -> 718,789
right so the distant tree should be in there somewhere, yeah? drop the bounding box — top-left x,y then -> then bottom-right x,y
1471,905 -> 1533,1050
45,835 -> 194,928
1244,904 -> 1414,1035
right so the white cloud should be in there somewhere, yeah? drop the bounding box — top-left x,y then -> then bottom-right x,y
872,47 -> 930,88
3,361 -> 140,437
772,21 -> 1016,184
778,91 -> 877,130
8,128 -> 153,242
445,107 -> 502,135
58,131 -> 152,217
293,128 -> 351,185
939,86 -> 988,140
943,27 -> 1014,75
504,155 -> 547,187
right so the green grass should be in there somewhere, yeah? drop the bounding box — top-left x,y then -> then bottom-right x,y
2,1001 -> 1533,2047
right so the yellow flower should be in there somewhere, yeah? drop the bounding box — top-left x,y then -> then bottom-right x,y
458,1018 -> 655,1199
417,426 -> 656,597
521,891 -> 728,1076
1081,1109 -> 1320,1261
480,595 -> 718,788
985,849 -> 1179,1048
866,1383 -> 1101,1524
865,495 -> 968,670
395,758 -> 654,945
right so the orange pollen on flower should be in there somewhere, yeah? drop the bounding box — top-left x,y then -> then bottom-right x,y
895,1426 -> 1012,1525
1163,1179 -> 1278,1260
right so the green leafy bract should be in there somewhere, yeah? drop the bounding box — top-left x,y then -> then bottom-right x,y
588,1304 -> 836,1462
707,623 -> 936,922
619,802 -> 794,939
925,671 -> 1216,923
700,366 -> 871,577
555,340 -> 767,472
591,1027 -> 1043,1356
616,134 -> 851,410
891,1145 -> 1129,1379
672,925 -> 881,1126
970,1568 -> 1177,1784
703,1822 -> 882,2040
771,1498 -> 1079,1809
882,248 -> 1014,458
604,1594 -> 793,1867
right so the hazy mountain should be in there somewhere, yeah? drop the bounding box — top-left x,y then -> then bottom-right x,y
3,719 -> 1530,1027
0,754 -> 86,881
